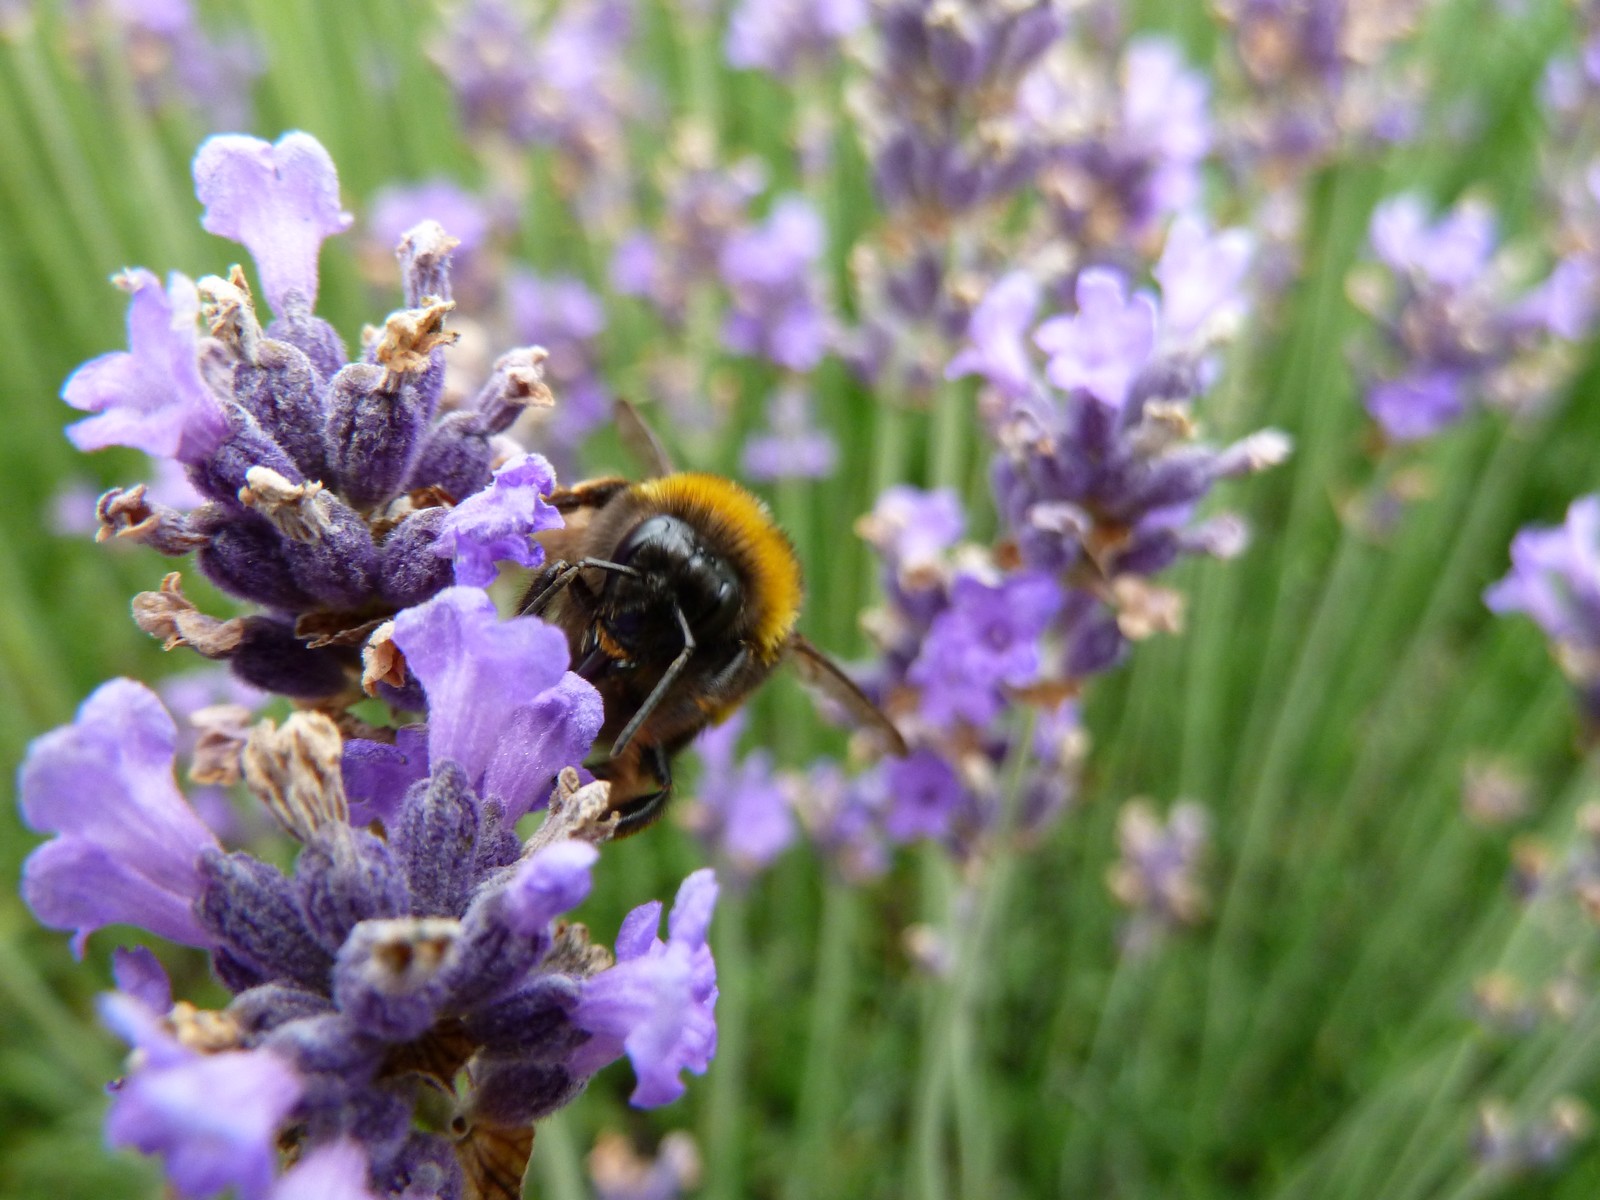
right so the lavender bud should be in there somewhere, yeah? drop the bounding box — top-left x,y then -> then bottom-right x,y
378,507 -> 456,608
469,1056 -> 583,1126
394,760 -> 480,917
324,362 -> 432,512
283,495 -> 380,608
295,826 -> 410,952
212,947 -> 268,992
232,338 -> 330,480
197,848 -> 334,991
397,220 -> 459,306
332,916 -> 459,1041
407,410 -> 493,501
94,486 -> 207,554
227,983 -> 336,1036
461,974 -> 584,1057
196,511 -> 318,609
186,411 -> 304,506
266,306 -> 349,382
474,347 -> 554,434
229,616 -> 352,699
380,1132 -> 464,1200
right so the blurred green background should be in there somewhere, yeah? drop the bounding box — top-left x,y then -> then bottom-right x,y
7,0 -> 1600,1197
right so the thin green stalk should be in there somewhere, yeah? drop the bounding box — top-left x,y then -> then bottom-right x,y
530,1109 -> 588,1200
703,888 -> 750,1200
782,880 -> 860,1200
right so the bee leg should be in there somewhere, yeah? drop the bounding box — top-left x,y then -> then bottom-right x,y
520,560 -> 574,616
520,557 -> 641,617
609,743 -> 673,837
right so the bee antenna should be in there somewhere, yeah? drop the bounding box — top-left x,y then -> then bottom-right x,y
611,604 -> 695,758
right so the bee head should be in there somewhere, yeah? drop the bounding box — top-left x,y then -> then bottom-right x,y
601,514 -> 743,656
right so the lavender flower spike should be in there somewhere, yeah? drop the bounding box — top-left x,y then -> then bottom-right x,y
19,679 -> 220,954
194,132 -> 353,314
571,869 -> 720,1107
62,269 -> 229,462
432,452 -> 564,587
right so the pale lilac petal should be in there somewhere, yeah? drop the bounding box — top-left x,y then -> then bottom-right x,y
1035,269 -> 1156,408
113,946 -> 173,1013
269,1140 -> 378,1200
390,588 -> 601,809
193,131 -> 353,312
1155,215 -> 1255,340
433,452 -> 563,587
1366,371 -> 1465,441
946,271 -> 1040,394
100,990 -> 303,1200
341,725 -> 430,827
63,270 -> 229,463
18,679 -> 219,954
500,840 -> 599,935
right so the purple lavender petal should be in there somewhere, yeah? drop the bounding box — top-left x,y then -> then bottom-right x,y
193,131 -> 353,313
1365,370 -> 1466,441
1035,269 -> 1156,408
63,270 -> 229,463
883,750 -> 965,843
500,840 -> 599,935
946,271 -> 1040,395
342,726 -> 430,828
688,716 -> 796,872
112,946 -> 174,1013
390,588 -> 602,812
432,452 -> 563,587
571,870 -> 719,1107
368,179 -> 492,261
19,679 -> 220,954
100,991 -> 303,1200
726,0 -> 866,77
1155,215 -> 1255,341
268,1139 -> 378,1200
1485,495 -> 1600,652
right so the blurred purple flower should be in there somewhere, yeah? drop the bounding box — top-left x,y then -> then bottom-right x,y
1155,215 -> 1256,343
909,571 -> 1063,729
741,386 -> 838,481
946,271 -> 1040,397
720,196 -> 830,370
686,715 -> 795,874
883,750 -> 966,843
1370,193 -> 1496,288
1486,495 -> 1600,653
1365,370 -> 1465,442
726,0 -> 865,78
1034,269 -> 1156,408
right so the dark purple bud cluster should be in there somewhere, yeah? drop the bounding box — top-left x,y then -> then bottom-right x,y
868,0 -> 1064,219
63,134 -> 562,703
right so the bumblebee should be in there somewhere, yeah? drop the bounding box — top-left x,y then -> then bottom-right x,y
521,404 -> 905,836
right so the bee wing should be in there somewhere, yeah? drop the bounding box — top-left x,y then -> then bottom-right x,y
786,633 -> 908,756
614,398 -> 676,477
